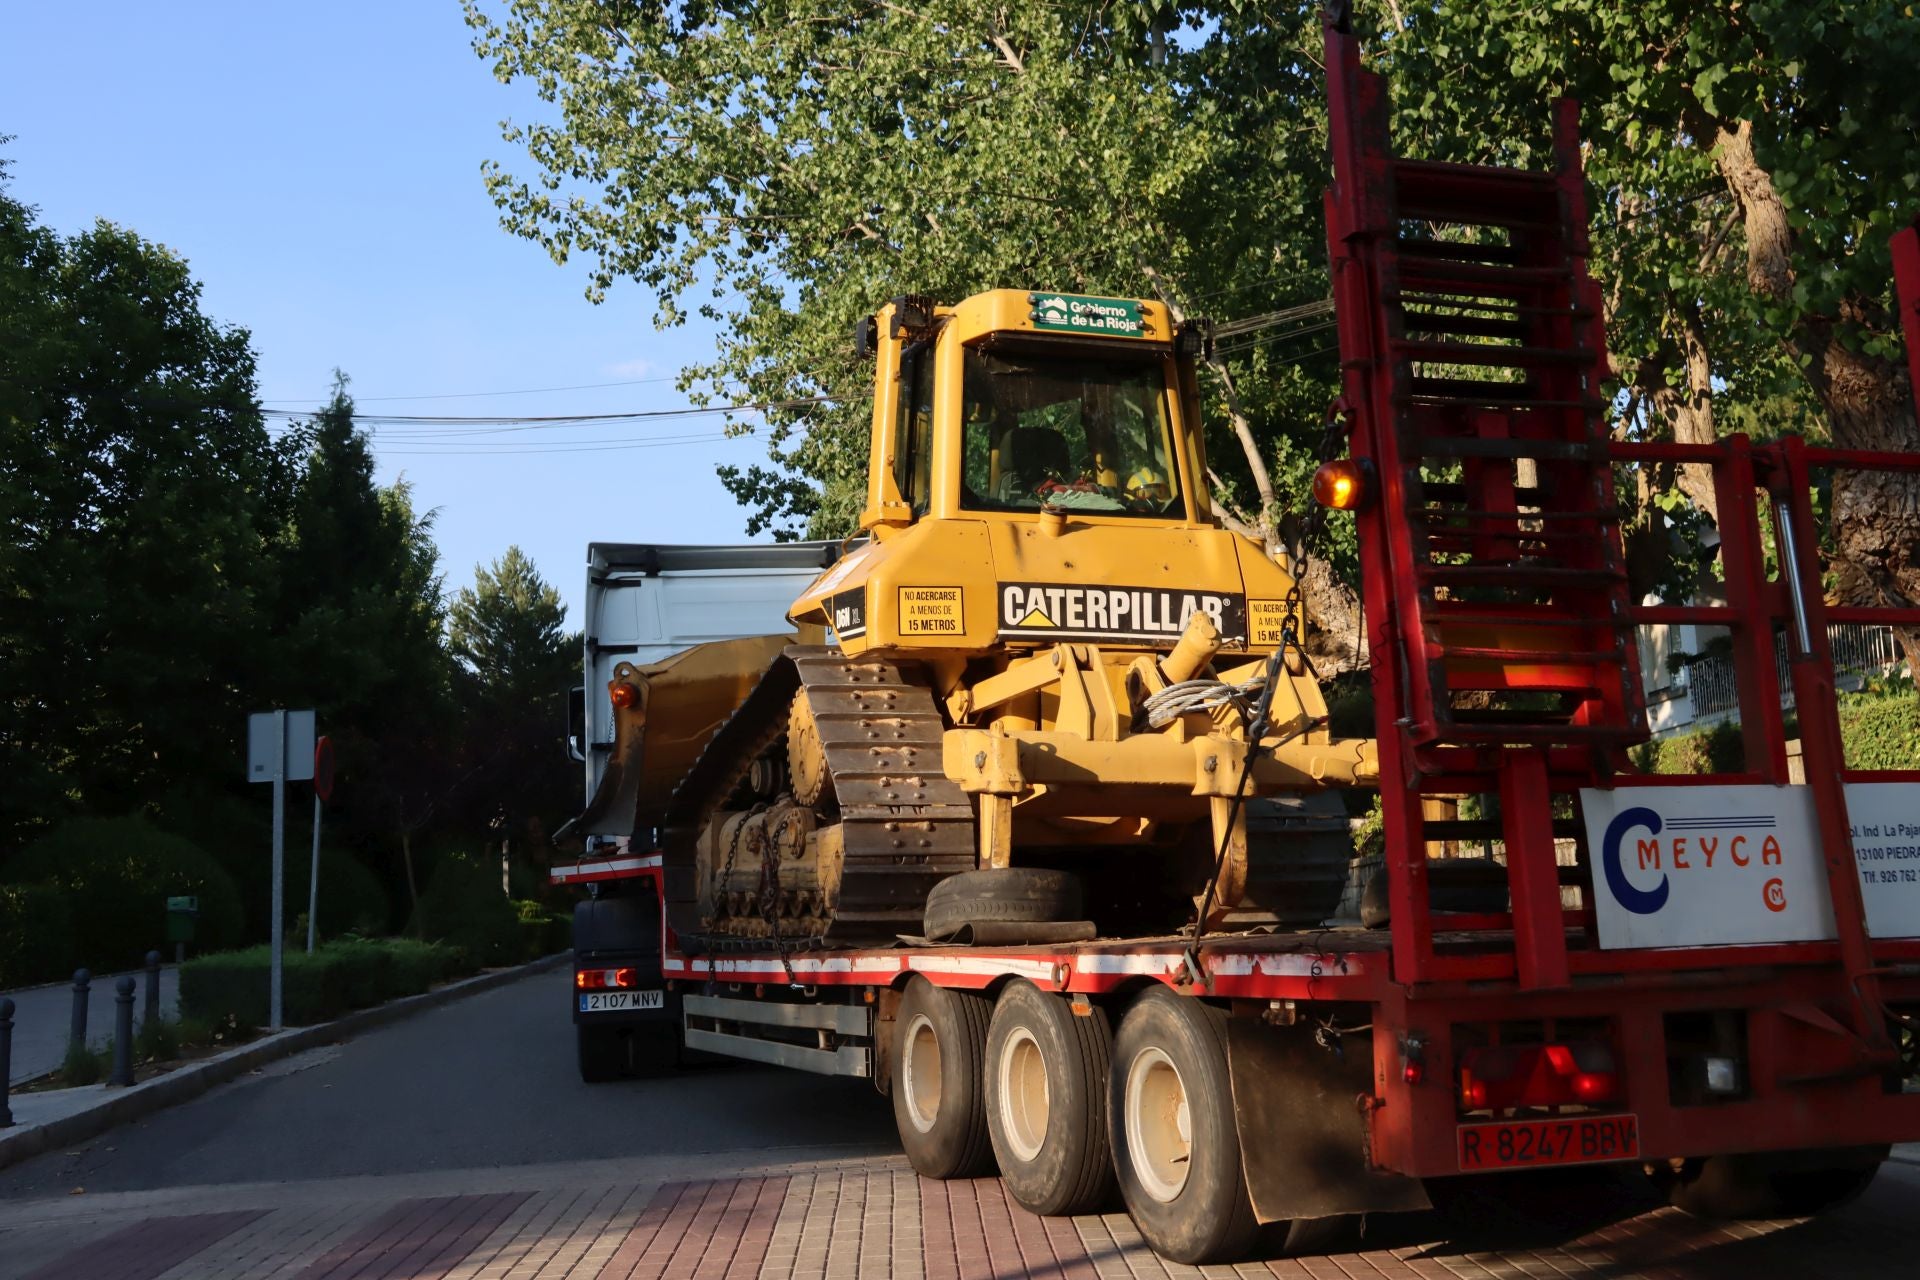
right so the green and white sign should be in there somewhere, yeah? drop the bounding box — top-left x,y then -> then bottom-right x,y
1028,292 -> 1145,337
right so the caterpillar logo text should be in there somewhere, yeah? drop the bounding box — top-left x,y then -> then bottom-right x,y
999,583 -> 1246,646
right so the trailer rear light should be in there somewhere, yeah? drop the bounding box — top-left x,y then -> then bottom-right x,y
1458,1041 -> 1619,1112
575,968 -> 639,990
1312,458 -> 1372,511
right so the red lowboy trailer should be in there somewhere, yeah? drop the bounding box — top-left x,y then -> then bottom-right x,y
556,7 -> 1920,1265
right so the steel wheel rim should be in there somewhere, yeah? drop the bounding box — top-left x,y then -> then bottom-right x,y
997,1025 -> 1050,1162
903,1013 -> 943,1133
1125,1045 -> 1191,1203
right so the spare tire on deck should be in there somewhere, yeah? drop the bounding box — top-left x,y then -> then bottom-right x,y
923,868 -> 1089,945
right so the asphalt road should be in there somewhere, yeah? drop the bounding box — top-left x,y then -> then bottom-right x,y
0,966 -> 896,1198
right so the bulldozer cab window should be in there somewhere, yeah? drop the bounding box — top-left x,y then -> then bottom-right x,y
893,342 -> 936,515
959,349 -> 1181,517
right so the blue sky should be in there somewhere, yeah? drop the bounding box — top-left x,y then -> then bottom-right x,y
0,1 -> 772,625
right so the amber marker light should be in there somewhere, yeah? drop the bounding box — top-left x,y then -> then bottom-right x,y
1312,458 -> 1371,511
609,682 -> 640,709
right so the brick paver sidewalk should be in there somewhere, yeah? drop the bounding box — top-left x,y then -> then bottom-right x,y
2,1153 -> 1913,1280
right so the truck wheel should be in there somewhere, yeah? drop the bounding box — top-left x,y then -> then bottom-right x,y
577,1025 -> 625,1083
891,976 -> 996,1178
1665,1145 -> 1887,1219
984,980 -> 1116,1216
1109,988 -> 1258,1264
924,868 -> 1082,942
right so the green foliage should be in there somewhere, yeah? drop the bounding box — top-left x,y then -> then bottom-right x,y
1838,690 -> 1920,771
1631,721 -> 1748,776
408,852 -> 522,965
464,1 -> 1342,547
58,1040 -> 105,1087
137,1017 -> 181,1063
446,549 -> 581,862
178,937 -> 474,1029
0,881 -> 75,988
0,186 -> 289,851
2,815 -> 246,969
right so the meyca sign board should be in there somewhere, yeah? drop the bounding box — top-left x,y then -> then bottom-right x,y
1581,783 -> 1920,949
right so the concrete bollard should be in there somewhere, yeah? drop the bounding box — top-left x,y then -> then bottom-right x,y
1,996 -> 15,1126
111,977 -> 136,1087
69,969 -> 91,1055
145,950 -> 163,1027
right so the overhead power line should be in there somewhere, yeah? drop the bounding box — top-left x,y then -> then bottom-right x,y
258,373 -> 696,405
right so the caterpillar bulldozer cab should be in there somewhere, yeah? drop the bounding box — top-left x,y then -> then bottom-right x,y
589,287 -> 1379,947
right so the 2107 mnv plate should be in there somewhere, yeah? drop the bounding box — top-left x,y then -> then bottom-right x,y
579,990 -> 665,1014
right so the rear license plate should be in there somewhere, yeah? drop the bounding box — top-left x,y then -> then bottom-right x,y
1457,1114 -> 1639,1171
579,990 -> 664,1013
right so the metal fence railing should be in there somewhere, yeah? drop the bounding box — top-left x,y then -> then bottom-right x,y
1684,624 -> 1905,720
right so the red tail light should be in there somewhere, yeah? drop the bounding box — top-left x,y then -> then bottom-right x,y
1458,1041 -> 1619,1112
574,968 -> 639,990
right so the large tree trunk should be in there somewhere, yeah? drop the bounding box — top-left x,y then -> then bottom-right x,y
1643,300 -> 1721,526
1714,121 -> 1920,677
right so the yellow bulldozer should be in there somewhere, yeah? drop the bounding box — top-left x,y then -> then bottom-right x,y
579,288 -> 1379,947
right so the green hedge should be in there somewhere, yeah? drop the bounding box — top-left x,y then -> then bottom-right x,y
1638,694 -> 1919,775
0,883 -> 76,988
1838,693 -> 1920,770
179,937 -> 476,1028
1631,719 -> 1746,775
0,815 -> 246,979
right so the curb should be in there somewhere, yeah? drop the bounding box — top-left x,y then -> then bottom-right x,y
0,952 -> 569,1174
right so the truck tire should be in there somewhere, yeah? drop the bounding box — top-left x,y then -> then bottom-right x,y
577,1025 -> 625,1084
924,868 -> 1083,942
1664,1145 -> 1887,1219
891,976 -> 996,1179
984,980 -> 1116,1216
1109,988 -> 1258,1264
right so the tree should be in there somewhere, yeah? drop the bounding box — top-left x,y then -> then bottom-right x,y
450,546 -> 570,705
464,1 -> 1368,662
0,180 -> 286,848
448,547 -> 579,880
1381,0 -> 1920,663
269,377 -> 454,913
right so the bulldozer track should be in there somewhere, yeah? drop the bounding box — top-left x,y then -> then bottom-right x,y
663,646 -> 976,946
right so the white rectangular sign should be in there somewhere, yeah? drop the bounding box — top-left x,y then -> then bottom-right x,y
1581,782 -> 1920,950
247,709 -> 316,783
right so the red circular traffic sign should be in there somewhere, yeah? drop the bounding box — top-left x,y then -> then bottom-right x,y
314,735 -> 336,803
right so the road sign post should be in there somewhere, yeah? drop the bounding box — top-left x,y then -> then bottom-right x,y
249,709 -> 315,1031
309,736 -> 335,954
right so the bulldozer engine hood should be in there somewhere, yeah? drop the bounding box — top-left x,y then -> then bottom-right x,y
787,518 -> 1300,654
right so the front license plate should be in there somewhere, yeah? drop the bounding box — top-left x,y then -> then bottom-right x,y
579,990 -> 664,1013
1457,1114 -> 1640,1171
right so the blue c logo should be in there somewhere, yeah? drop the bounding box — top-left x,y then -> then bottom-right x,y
1601,807 -> 1670,915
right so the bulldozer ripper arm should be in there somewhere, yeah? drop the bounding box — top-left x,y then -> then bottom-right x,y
943,727 -> 1379,798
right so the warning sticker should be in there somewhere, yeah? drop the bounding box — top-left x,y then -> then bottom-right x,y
999,582 -> 1245,646
899,586 -> 964,636
1247,599 -> 1295,648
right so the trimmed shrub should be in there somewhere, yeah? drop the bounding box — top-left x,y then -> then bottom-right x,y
179,937 -> 465,1028
1630,720 -> 1746,776
1839,693 -> 1920,770
2,815 -> 245,969
409,853 -> 521,965
0,882 -> 77,988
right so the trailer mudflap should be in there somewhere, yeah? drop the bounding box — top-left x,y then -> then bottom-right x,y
1227,1016 -> 1430,1223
